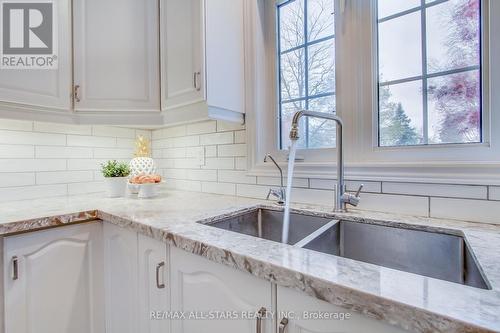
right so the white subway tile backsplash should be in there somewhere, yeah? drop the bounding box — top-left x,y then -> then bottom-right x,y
234,130 -> 246,144
383,182 -> 487,199
291,188 -> 335,207
116,138 -> 135,148
173,136 -> 200,148
68,181 -> 105,195
186,169 -> 217,182
0,130 -> 66,146
0,119 -> 33,131
163,148 -> 186,159
162,125 -> 187,138
235,157 -> 247,170
165,179 -> 201,192
156,159 -> 175,169
93,148 -> 133,159
0,159 -> 66,172
164,169 -> 188,179
257,176 -> 309,188
67,135 -> 116,148
0,173 -> 36,187
174,158 -> 201,169
217,121 -> 244,132
202,182 -> 236,196
187,121 -> 217,135
200,132 -> 233,145
92,126 -> 136,138
203,157 -> 234,170
236,184 -> 269,199
309,179 -> 381,193
218,170 -> 256,184
218,144 -> 246,157
489,187 -> 500,201
431,198 -> 500,224
359,193 -> 429,216
0,144 -> 34,158
0,120 -> 139,201
36,146 -> 93,159
204,145 -> 217,157
67,159 -> 111,171
37,171 -> 94,185
185,147 -> 204,158
34,122 -> 92,135
0,184 -> 67,202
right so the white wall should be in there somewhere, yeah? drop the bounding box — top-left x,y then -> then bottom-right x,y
153,120 -> 500,225
0,119 -> 149,202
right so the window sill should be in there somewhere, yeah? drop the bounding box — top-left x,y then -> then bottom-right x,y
247,160 -> 500,186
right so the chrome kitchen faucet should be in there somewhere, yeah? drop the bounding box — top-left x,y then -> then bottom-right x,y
289,110 -> 363,212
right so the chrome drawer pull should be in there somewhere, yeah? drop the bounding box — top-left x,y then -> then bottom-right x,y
156,261 -> 165,289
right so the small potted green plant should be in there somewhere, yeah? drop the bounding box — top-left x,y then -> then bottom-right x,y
101,160 -> 131,198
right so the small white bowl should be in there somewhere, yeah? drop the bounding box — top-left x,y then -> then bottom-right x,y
137,183 -> 159,199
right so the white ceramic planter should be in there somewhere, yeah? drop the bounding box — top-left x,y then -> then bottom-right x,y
104,177 -> 128,198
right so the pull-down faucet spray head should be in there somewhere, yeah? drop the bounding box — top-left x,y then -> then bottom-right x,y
289,111 -> 304,141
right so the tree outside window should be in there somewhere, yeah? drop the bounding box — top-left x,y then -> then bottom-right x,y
378,0 -> 482,147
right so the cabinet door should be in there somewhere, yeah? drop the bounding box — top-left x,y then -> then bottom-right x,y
73,0 -> 160,112
138,234 -> 169,333
277,286 -> 409,333
103,223 -> 139,333
0,0 -> 71,111
3,222 -> 104,333
161,0 -> 205,110
205,0 -> 245,115
170,246 -> 273,333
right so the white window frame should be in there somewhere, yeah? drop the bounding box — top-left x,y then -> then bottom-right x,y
245,0 -> 500,185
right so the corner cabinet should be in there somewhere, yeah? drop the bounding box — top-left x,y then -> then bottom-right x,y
170,246 -> 273,333
73,0 -> 160,112
103,223 -> 169,333
3,222 -> 105,333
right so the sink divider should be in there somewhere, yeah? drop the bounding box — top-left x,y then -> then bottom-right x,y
293,220 -> 339,248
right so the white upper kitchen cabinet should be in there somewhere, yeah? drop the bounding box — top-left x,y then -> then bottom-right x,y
3,222 -> 105,333
161,0 -> 205,111
205,0 -> 245,116
160,0 -> 246,124
73,0 -> 160,112
0,0 -> 72,113
170,246 -> 273,333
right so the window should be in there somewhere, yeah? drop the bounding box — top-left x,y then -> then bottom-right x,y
377,0 -> 482,147
277,0 -> 336,150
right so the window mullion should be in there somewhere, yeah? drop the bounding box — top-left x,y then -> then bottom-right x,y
304,0 -> 310,148
421,0 -> 429,145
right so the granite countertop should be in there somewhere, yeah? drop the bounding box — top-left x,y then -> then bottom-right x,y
0,188 -> 499,333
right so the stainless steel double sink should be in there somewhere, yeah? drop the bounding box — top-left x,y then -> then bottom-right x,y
201,208 -> 489,290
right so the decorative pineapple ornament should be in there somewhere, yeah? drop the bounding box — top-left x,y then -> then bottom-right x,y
129,135 -> 157,176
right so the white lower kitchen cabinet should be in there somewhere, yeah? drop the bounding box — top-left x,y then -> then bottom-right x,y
3,222 -> 105,333
170,246 -> 274,333
277,286 -> 408,333
103,223 -> 169,333
138,233 -> 170,333
103,223 -> 139,333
